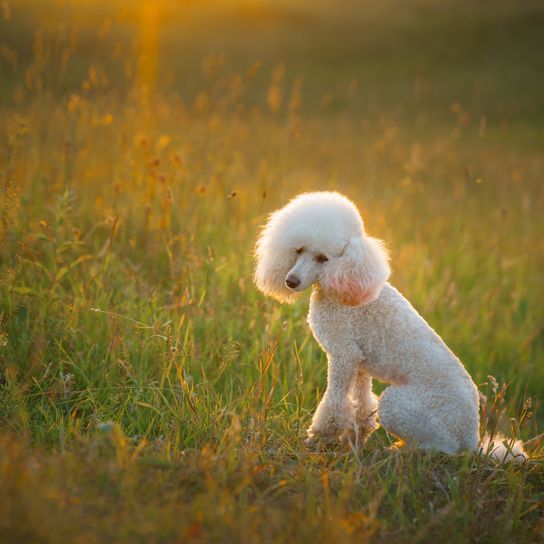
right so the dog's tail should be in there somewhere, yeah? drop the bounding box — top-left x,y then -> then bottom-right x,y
477,390 -> 527,464
479,433 -> 527,464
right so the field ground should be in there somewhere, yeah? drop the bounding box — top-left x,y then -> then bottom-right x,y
0,0 -> 543,542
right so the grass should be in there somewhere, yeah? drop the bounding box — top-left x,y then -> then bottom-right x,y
0,0 -> 543,541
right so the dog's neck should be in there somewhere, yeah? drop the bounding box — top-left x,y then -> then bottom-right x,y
312,284 -> 326,300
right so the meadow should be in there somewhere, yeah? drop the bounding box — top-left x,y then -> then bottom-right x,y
0,0 -> 543,541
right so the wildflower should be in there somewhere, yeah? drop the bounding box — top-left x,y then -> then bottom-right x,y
170,153 -> 182,166
157,134 -> 170,150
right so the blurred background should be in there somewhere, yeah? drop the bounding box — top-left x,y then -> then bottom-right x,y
2,0 -> 544,119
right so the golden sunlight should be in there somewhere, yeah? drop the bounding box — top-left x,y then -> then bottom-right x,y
138,3 -> 159,90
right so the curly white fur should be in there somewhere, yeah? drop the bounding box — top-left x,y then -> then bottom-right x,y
254,191 -> 526,463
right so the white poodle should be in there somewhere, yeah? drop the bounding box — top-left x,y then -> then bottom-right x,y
254,191 -> 525,462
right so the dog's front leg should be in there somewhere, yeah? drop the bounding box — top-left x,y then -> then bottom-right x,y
347,368 -> 379,446
305,354 -> 357,444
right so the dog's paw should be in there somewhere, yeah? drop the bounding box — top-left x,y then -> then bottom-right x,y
303,434 -> 320,449
355,409 -> 379,433
307,397 -> 355,445
304,426 -> 339,447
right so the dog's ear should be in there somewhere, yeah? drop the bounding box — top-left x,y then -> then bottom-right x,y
254,217 -> 299,304
322,235 -> 390,306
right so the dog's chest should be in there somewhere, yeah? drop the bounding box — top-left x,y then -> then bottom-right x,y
307,294 -> 363,354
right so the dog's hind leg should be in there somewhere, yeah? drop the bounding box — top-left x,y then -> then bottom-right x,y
378,385 -> 467,454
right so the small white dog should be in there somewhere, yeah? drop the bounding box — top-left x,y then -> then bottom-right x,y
254,191 -> 525,462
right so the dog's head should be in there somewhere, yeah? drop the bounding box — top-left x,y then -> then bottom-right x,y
254,191 -> 390,306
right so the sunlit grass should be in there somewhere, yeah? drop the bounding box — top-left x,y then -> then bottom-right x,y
0,0 -> 543,542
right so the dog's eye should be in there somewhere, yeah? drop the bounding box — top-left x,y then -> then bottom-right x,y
295,247 -> 305,255
315,254 -> 328,263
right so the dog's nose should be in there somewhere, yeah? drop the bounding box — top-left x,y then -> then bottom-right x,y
285,275 -> 300,289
